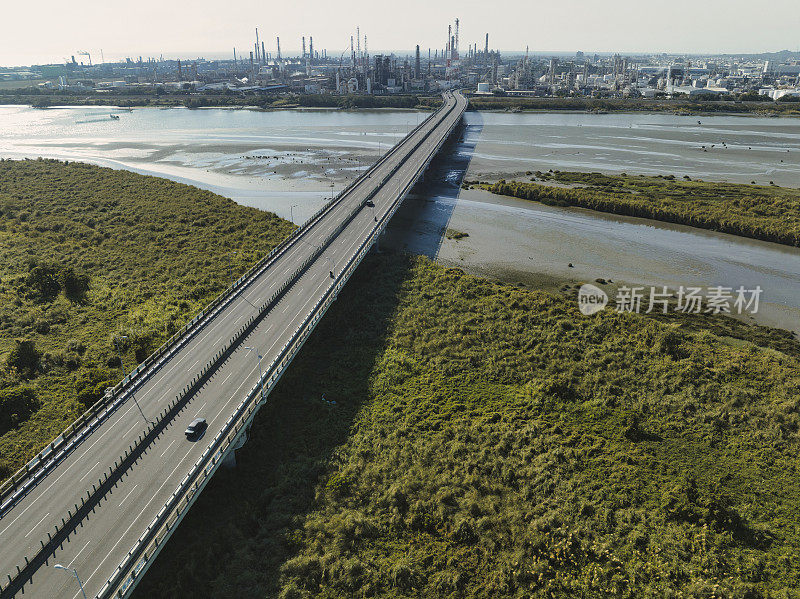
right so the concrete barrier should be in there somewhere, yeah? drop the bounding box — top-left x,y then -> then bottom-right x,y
94,93 -> 464,599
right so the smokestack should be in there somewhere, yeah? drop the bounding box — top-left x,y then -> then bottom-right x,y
302,37 -> 306,58
415,45 -> 420,79
255,28 -> 260,63
309,36 -> 314,61
447,25 -> 451,58
276,37 -> 281,61
485,33 -> 489,66
261,42 -> 266,65
454,18 -> 459,61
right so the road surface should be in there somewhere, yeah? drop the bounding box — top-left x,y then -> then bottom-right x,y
0,90 -> 466,598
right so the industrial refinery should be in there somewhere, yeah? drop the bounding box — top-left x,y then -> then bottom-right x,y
2,19 -> 800,101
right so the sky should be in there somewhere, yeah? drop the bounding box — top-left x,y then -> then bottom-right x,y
2,0 -> 800,67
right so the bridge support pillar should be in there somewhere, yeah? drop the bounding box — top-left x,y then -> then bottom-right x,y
371,230 -> 385,254
222,424 -> 250,468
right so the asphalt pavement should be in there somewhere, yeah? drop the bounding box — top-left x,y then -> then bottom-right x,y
0,90 -> 466,599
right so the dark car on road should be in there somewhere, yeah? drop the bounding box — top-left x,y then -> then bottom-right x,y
185,418 -> 207,439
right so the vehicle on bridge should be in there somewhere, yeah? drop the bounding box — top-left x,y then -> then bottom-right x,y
184,418 -> 207,439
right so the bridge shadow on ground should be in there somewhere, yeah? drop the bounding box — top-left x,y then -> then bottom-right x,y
133,253 -> 414,599
382,111 -> 484,257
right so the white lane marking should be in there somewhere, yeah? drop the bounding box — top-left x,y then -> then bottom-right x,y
188,359 -> 200,371
78,449 -> 195,594
117,484 -> 138,508
24,512 -> 50,538
196,402 -> 207,414
213,362 -> 259,422
122,423 -> 138,439
159,439 -> 176,458
221,371 -> 234,385
78,462 -> 100,483
0,401 -> 134,538
67,540 -> 91,567
2,108 -> 452,546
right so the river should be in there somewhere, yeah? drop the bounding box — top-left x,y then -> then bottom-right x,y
1,105 -> 798,334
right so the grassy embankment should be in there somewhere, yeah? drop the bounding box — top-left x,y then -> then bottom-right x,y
467,95 -> 800,117
470,172 -> 800,247
0,90 -> 442,111
136,253 -> 800,599
0,159 -> 294,479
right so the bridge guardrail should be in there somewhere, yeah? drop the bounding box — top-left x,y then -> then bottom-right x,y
0,132 -> 440,596
0,96 -> 455,598
0,98 -> 446,518
95,92 -> 465,599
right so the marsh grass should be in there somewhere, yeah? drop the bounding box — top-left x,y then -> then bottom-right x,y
0,159 -> 294,478
137,254 -> 800,598
482,173 -> 800,247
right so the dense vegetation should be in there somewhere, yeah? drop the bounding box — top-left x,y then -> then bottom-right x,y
478,172 -> 800,247
137,254 -> 800,599
466,95 -> 800,117
0,159 -> 294,479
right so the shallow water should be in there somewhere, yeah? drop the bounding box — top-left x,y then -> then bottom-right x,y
390,116 -> 800,335
464,111 -> 800,187
2,104 -> 799,333
0,104 -> 425,223
423,189 -> 800,334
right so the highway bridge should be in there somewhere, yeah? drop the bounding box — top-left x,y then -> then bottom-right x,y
0,90 -> 467,598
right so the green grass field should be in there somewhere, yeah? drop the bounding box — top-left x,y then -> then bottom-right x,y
135,254 -> 800,599
3,159 -> 799,597
0,158 -> 294,479
474,172 -> 800,247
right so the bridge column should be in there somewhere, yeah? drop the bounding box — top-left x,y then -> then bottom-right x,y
371,229 -> 386,254
222,424 -> 250,468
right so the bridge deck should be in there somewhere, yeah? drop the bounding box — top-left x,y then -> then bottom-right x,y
0,90 -> 466,599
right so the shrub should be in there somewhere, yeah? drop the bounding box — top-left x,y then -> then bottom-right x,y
0,386 -> 39,433
5,339 -> 40,377
75,368 -> 115,407
60,267 -> 90,301
25,263 -> 61,300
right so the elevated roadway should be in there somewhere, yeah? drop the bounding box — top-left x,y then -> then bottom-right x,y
0,90 -> 466,598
